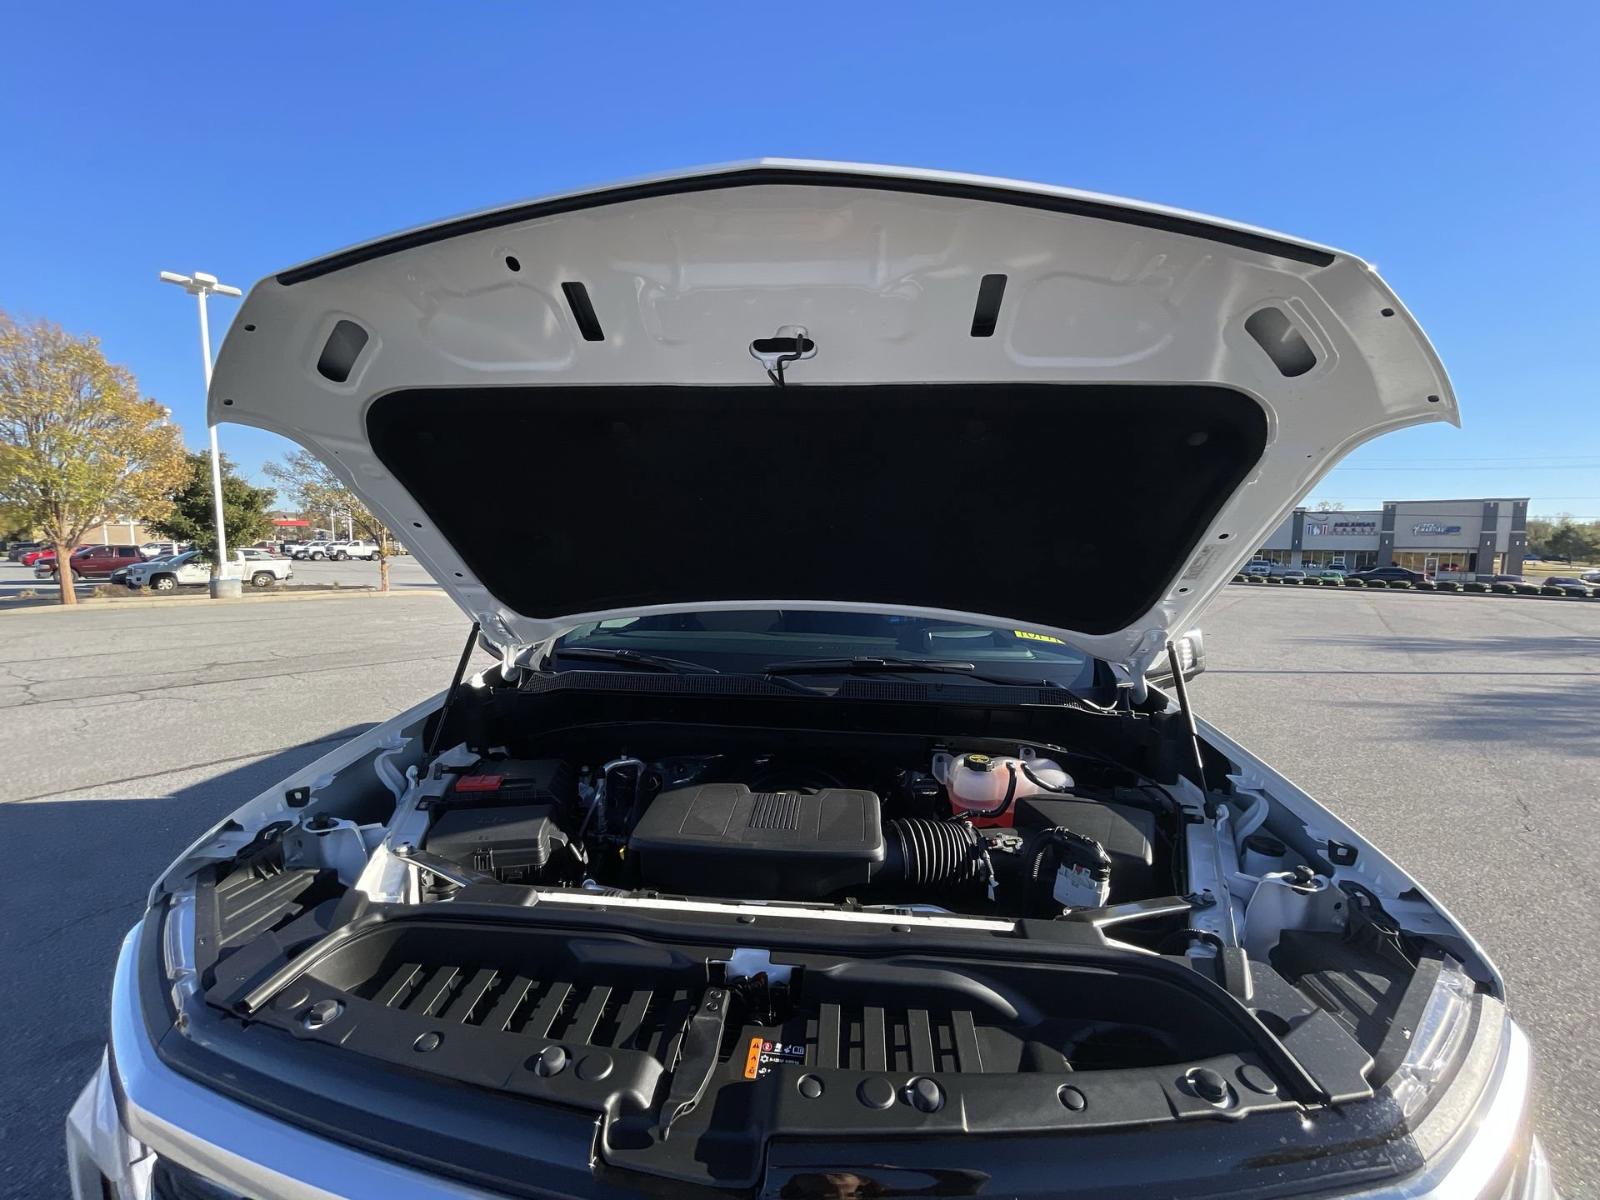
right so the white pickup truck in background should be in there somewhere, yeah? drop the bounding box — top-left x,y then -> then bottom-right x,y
325,539 -> 380,560
124,550 -> 293,592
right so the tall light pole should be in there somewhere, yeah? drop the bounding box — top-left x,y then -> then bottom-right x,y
160,271 -> 243,597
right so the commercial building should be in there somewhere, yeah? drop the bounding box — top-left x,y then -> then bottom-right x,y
1254,498 -> 1529,579
38,517 -> 162,547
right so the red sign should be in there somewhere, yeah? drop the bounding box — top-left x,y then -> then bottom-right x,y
272,518 -> 310,527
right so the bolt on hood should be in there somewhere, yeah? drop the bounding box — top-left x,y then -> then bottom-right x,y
209,159 -> 1456,677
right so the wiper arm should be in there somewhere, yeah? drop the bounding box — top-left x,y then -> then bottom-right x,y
546,646 -> 719,674
761,656 -> 1057,688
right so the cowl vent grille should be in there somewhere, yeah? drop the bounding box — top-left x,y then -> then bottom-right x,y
357,959 -> 696,1058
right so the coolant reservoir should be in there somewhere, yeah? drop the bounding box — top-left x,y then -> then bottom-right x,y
933,752 -> 1072,827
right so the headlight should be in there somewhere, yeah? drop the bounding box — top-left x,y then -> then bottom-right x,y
1387,956 -> 1477,1120
160,884 -> 201,1019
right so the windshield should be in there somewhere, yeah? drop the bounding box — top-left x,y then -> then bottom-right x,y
554,610 -> 1106,695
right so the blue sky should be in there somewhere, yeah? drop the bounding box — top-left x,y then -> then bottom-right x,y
3,3 -> 1596,517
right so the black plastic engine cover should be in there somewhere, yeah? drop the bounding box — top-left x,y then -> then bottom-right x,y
628,784 -> 885,899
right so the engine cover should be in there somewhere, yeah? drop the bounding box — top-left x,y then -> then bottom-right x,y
628,784 -> 885,899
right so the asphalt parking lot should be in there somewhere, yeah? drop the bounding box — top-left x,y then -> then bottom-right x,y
1,585 -> 1595,1196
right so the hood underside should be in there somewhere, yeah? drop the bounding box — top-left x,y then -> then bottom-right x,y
209,159 -> 1457,674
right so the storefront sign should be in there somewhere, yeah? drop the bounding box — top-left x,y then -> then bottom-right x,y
1411,522 -> 1463,535
1306,519 -> 1377,537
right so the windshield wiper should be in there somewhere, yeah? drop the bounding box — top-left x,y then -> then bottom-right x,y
546,646 -> 719,674
761,656 -> 1057,689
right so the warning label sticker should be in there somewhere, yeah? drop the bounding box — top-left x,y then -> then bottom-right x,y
1013,629 -> 1066,644
742,1035 -> 806,1079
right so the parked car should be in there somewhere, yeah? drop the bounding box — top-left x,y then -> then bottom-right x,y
33,545 -> 100,577
6,540 -> 45,562
327,538 -> 380,560
1347,565 -> 1431,584
1242,559 -> 1274,575
1277,569 -> 1307,581
239,547 -> 286,562
1316,569 -> 1345,581
1541,576 -> 1592,596
36,544 -> 145,580
112,550 -> 188,585
67,163 -> 1551,1200
1581,570 -> 1600,585
290,540 -> 335,560
140,541 -> 183,558
20,545 -> 80,568
123,549 -> 293,591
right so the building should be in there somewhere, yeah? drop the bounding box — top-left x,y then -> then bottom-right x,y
72,517 -> 161,547
1255,498 -> 1528,579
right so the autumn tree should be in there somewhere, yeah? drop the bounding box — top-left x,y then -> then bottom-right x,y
264,448 -> 397,591
147,450 -> 277,568
0,313 -> 186,604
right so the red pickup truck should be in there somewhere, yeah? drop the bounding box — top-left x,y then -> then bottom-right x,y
35,545 -> 145,579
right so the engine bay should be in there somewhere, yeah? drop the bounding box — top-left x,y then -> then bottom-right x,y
408,744 -> 1174,925
163,672 -> 1495,1192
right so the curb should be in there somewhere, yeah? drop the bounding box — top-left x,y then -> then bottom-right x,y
0,587 -> 449,615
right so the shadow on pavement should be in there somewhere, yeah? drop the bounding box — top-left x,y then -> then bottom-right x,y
1296,633 -> 1600,659
1338,681 -> 1600,753
0,723 -> 374,1200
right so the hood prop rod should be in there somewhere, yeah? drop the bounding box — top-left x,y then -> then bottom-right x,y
426,621 -> 481,762
1165,638 -> 1209,794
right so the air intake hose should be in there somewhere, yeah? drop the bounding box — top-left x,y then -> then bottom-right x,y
876,819 -> 990,890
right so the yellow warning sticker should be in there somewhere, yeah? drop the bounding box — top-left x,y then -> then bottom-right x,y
744,1034 -> 806,1079
1013,629 -> 1066,644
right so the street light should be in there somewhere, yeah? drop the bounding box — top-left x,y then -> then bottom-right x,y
160,271 -> 243,597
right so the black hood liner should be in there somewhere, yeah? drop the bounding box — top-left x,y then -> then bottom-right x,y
366,384 -> 1267,636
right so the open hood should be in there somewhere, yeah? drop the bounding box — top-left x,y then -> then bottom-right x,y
210,159 -> 1456,676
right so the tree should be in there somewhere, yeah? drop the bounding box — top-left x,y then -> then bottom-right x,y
1524,517 -> 1555,555
1545,519 -> 1600,563
264,448 -> 397,591
0,312 -> 186,604
146,451 -> 276,571
0,499 -> 34,541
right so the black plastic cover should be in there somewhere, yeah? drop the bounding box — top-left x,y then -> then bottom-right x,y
628,784 -> 885,898
1015,796 -> 1156,900
444,758 -> 576,809
425,805 -> 568,884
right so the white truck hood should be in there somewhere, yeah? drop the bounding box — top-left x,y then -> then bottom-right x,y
209,159 -> 1456,678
